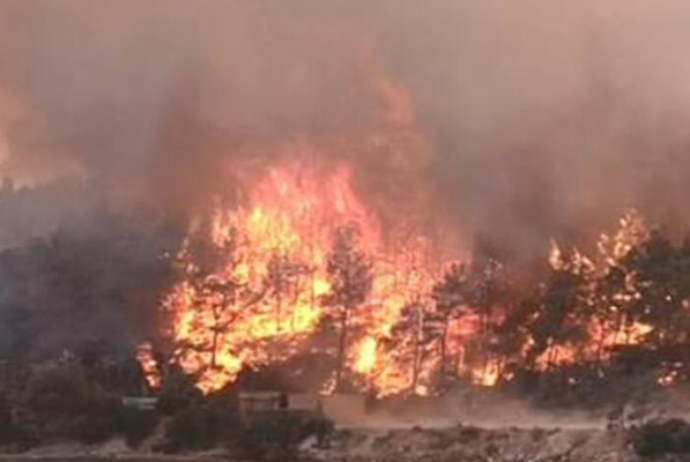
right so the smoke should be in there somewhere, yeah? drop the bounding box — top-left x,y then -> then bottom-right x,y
0,217 -> 174,360
1,0 -> 690,257
367,0 -> 690,258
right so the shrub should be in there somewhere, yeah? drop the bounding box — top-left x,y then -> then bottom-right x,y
157,368 -> 203,416
163,392 -> 242,453
120,407 -> 159,448
241,410 -> 333,459
75,394 -> 123,444
17,362 -> 94,440
630,419 -> 690,457
165,406 -> 218,451
0,391 -> 19,445
14,361 -> 144,445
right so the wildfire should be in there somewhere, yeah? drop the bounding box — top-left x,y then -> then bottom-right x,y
142,56 -> 460,397
536,210 -> 653,371
138,48 -> 665,396
162,159 -> 442,395
149,182 -> 665,397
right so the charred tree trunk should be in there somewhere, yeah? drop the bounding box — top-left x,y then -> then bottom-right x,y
411,312 -> 423,394
479,303 -> 494,378
546,341 -> 558,371
276,290 -> 283,333
595,318 -> 610,366
211,304 -> 221,369
439,316 -> 450,390
211,330 -> 219,369
335,306 -> 351,390
613,312 -> 625,346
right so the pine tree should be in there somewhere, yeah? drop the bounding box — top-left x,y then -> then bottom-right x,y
466,258 -> 508,380
183,225 -> 259,371
527,247 -> 595,370
390,299 -> 437,394
430,263 -> 472,389
323,226 -> 373,391
264,252 -> 309,333
627,232 -> 690,348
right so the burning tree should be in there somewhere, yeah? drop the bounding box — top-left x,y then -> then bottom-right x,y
323,226 -> 373,391
526,245 -> 596,370
430,263 -> 473,389
625,232 -> 690,349
157,161 -> 441,397
388,299 -> 437,395
592,210 -> 651,351
427,259 -> 509,388
264,253 -> 311,334
170,224 -> 263,390
148,146 -> 690,402
464,259 -> 509,385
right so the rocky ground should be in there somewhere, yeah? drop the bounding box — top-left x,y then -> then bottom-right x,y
302,425 -> 630,462
3,404 -> 689,462
0,426 -> 631,462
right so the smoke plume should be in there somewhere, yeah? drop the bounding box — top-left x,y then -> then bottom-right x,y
1,0 -> 690,257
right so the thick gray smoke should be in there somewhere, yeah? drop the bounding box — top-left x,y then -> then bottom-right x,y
1,0 -> 690,258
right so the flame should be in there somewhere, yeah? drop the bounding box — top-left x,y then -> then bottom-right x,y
153,175 -> 659,395
548,239 -> 595,275
536,210 -> 653,370
142,65 -> 666,396
146,60 -> 459,396
472,360 -> 502,387
658,366 -> 682,387
352,337 -> 378,375
598,210 -> 649,268
162,159 -> 443,395
136,343 -> 162,390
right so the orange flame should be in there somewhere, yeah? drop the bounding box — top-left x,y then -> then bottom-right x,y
162,158 -> 444,395
536,210 -> 652,370
136,343 -> 162,390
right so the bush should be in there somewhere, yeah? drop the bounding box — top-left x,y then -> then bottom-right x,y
163,396 -> 243,453
120,408 -> 159,448
75,395 -> 123,444
241,410 -> 333,459
16,362 -> 94,440
0,391 -> 20,445
165,406 -> 220,451
13,361 -> 150,445
157,368 -> 203,416
630,419 -> 690,457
